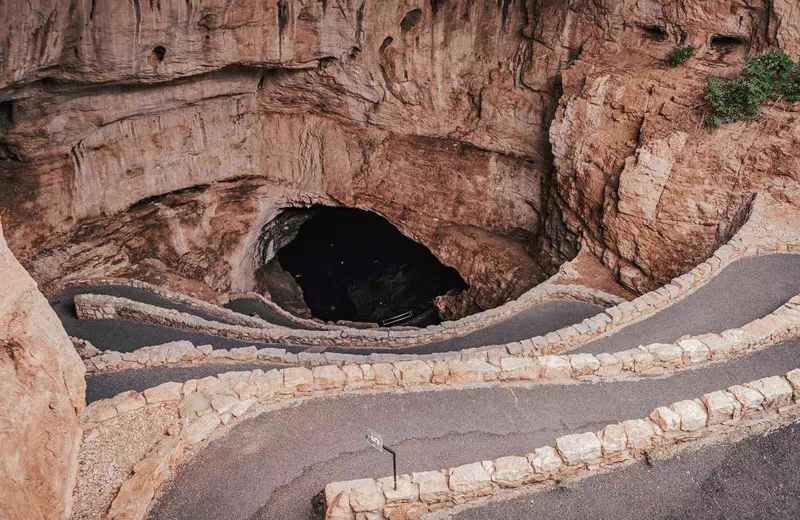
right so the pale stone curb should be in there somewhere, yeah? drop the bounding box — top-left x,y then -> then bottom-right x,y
324,368 -> 800,519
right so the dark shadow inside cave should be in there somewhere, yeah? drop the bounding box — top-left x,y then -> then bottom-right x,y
269,207 -> 468,326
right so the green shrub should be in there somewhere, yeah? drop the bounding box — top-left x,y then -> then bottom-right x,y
668,46 -> 695,67
703,115 -> 721,128
704,50 -> 800,124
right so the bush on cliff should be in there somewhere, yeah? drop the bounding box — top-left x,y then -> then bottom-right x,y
668,46 -> 695,67
705,50 -> 800,124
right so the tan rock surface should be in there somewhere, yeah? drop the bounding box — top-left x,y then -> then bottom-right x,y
0,219 -> 86,520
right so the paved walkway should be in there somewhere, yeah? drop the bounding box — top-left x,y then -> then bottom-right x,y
575,254 -> 800,355
451,421 -> 800,519
148,340 -> 800,520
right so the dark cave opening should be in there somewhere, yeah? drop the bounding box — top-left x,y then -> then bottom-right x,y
269,207 -> 468,326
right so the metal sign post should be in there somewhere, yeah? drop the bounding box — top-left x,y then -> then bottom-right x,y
366,431 -> 397,490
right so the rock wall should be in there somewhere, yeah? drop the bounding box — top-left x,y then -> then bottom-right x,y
0,218 -> 86,520
1,0 -> 799,302
543,1 -> 800,291
0,0 -> 557,308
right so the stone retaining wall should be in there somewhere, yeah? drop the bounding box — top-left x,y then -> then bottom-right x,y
324,369 -> 800,520
74,282 -> 624,349
227,291 -> 374,330
64,278 -> 270,329
82,292 -> 800,520
82,290 -> 800,377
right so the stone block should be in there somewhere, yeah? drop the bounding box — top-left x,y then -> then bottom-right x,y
211,394 -> 239,415
537,355 -> 572,379
556,432 -> 602,465
630,349 -> 655,372
670,400 -> 708,431
379,475 -> 418,504
599,423 -> 627,454
528,446 -> 562,475
411,471 -> 450,504
650,407 -> 681,432
623,419 -> 661,449
569,354 -> 600,376
283,367 -> 314,392
184,413 -> 221,445
646,343 -> 682,366
394,360 -> 433,386
449,359 -> 499,383
257,347 -> 286,360
229,398 -> 256,418
702,391 -> 740,424
143,382 -> 183,404
729,384 -> 765,411
113,391 -> 146,413
491,456 -> 533,488
786,369 -> 800,399
595,353 -> 622,376
372,363 -> 399,386
347,479 -> 385,512
313,365 -> 347,390
498,357 -> 540,380
678,339 -> 709,365
180,393 -> 211,418
698,334 -> 733,359
448,462 -> 493,495
746,376 -> 794,409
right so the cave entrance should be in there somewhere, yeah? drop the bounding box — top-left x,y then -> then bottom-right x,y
262,206 -> 468,326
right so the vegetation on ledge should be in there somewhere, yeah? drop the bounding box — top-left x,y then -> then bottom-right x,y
704,50 -> 800,125
668,46 -> 695,67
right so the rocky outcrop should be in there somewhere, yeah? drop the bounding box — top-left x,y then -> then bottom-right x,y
0,218 -> 86,520
547,11 -> 800,291
1,0 -> 799,303
0,0 -> 555,309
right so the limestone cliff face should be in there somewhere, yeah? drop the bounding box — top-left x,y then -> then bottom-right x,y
1,0 -> 557,308
0,218 -> 86,520
1,0 -> 799,304
546,2 -> 800,291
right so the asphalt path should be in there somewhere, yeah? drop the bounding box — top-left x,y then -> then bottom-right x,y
451,421 -> 800,520
327,300 -> 604,355
574,254 -> 800,355
51,287 -> 308,354
85,363 -> 285,403
148,339 -> 800,520
51,287 -> 603,355
225,298 -> 310,329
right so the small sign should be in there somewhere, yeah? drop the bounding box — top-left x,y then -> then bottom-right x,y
366,431 -> 384,452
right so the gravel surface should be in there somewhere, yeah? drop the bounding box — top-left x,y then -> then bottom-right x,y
73,403 -> 180,520
148,339 -> 800,520
449,420 -> 800,520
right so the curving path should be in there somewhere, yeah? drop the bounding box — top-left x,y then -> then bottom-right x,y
52,288 -> 603,355
574,254 -> 800,355
450,421 -> 800,520
51,286 -> 308,354
144,254 -> 800,520
149,340 -> 800,520
224,298 -> 318,329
